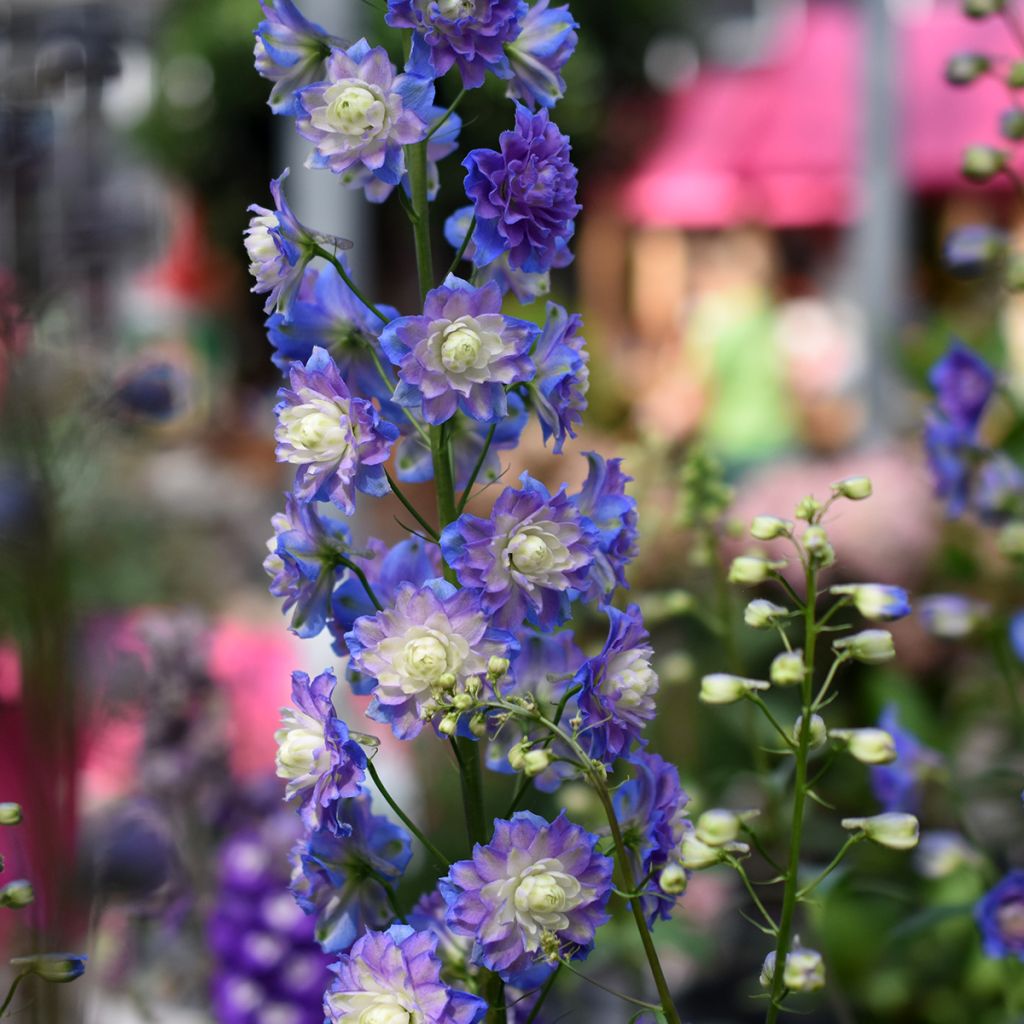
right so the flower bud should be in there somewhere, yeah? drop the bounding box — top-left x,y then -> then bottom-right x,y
750,515 -> 793,541
963,144 -> 1007,182
452,692 -> 475,711
522,749 -> 552,777
436,671 -> 457,692
842,812 -> 920,850
487,656 -> 510,679
998,522 -> 1024,560
946,52 -> 990,85
782,945 -> 826,992
802,526 -> 834,566
0,803 -> 22,826
770,650 -> 804,687
658,863 -> 688,895
699,673 -> 770,705
437,713 -> 459,737
831,475 -> 873,501
833,629 -> 896,664
0,880 -> 34,908
791,714 -> 827,750
795,495 -> 822,521
1002,109 -> 1024,141
728,556 -> 785,586
507,743 -> 528,771
830,583 -> 911,621
963,0 -> 1005,17
1010,60 -> 1024,88
744,599 -> 789,629
465,675 -> 482,698
695,808 -> 758,847
830,727 -> 897,764
9,953 -> 88,984
679,832 -> 724,869
469,714 -> 488,738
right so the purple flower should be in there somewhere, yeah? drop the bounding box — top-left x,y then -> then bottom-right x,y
264,494 -> 351,638
506,0 -> 578,109
290,794 -> 412,953
576,605 -> 658,765
325,925 -> 486,1023
571,452 -> 638,599
528,301 -> 589,453
254,0 -> 348,115
870,705 -> 941,814
295,39 -> 433,189
977,871 -> 1024,960
444,206 -> 554,304
274,346 -> 398,513
381,276 -> 537,424
266,263 -> 398,405
386,0 -> 526,90
440,810 -> 613,983
346,580 -> 515,739
440,473 -> 598,629
463,105 -> 579,273
246,169 -> 351,315
275,668 -> 368,833
930,342 -> 995,431
943,225 -> 1007,278
975,452 -> 1024,523
614,752 -> 691,925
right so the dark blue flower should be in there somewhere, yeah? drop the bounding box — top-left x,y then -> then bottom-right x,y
870,705 -> 941,813
289,793 -> 412,953
976,871 -> 1024,960
528,301 -> 588,453
929,342 -> 995,433
463,105 -> 580,274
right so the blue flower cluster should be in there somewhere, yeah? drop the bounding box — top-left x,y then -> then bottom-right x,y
247,3 -> 688,1019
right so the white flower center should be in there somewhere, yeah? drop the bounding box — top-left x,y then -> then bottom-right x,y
508,532 -> 554,575
605,650 -> 658,710
358,1000 -> 414,1024
438,0 -> 476,16
277,389 -> 352,464
515,872 -> 568,915
440,323 -> 483,374
245,213 -> 280,267
274,715 -> 327,781
402,635 -> 449,684
324,84 -> 384,136
485,858 -> 583,952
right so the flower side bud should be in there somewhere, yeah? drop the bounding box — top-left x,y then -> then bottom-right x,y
802,525 -> 835,567
699,673 -> 770,705
830,583 -> 911,621
0,803 -> 22,826
679,832 -> 725,869
770,650 -> 804,687
783,945 -> 826,992
791,714 -> 827,750
437,713 -> 459,737
9,953 -> 88,984
795,495 -> 822,521
833,629 -> 896,664
744,599 -> 789,629
658,863 -> 688,895
963,145 -> 1007,182
1010,60 -> 1024,88
946,52 -> 990,85
487,656 -> 510,680
750,515 -> 793,541
830,727 -> 898,764
963,0 -> 1006,17
469,714 -> 488,737
842,812 -> 920,850
522,749 -> 552,777
728,555 -> 785,586
695,809 -> 758,847
507,742 -> 528,771
0,880 -> 34,908
831,475 -> 873,500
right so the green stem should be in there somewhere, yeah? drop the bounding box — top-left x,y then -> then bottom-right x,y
796,834 -> 863,901
314,246 -> 388,323
765,562 -> 818,1024
431,424 -> 459,584
725,856 -> 779,934
405,141 -> 434,300
366,759 -> 450,872
455,735 -> 488,847
746,694 -> 796,752
456,420 -> 496,514
993,628 -> 1024,744
426,88 -> 466,141
555,958 -> 662,1012
484,974 -> 507,1024
448,214 -> 477,277
384,469 -> 440,541
0,972 -> 27,1017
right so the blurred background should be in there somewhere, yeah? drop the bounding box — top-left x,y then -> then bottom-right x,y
2,0 -> 1024,1021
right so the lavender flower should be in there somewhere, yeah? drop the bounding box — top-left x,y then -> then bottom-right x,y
246,169 -> 351,315
324,925 -> 486,1023
571,452 -> 638,598
576,604 -> 659,765
264,494 -> 351,638
528,301 -> 589,453
976,871 -> 1024,960
444,206 -> 553,304
346,580 -> 515,739
440,810 -> 613,982
254,0 -> 348,115
266,263 -> 398,405
275,346 -> 398,513
614,752 -> 691,925
870,705 -> 941,814
295,40 -> 433,190
506,0 -> 578,109
440,473 -> 597,629
463,105 -> 579,273
381,276 -> 537,424
290,794 -> 412,953
275,669 -> 367,833
930,342 -> 995,430
385,0 -> 526,89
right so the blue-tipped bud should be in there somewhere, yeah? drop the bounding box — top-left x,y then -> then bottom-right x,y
918,593 -> 990,639
833,629 -> 896,664
963,145 -> 1007,182
946,52 -> 990,85
943,225 -> 1007,277
0,880 -> 34,908
0,803 -> 22,826
9,953 -> 88,983
830,583 -> 911,622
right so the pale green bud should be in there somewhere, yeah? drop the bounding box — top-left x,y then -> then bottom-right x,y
964,0 -> 1006,17
487,656 -> 510,679
802,525 -> 835,566
842,812 -> 920,850
0,803 -> 22,826
452,692 -> 475,711
695,808 -> 757,846
727,555 -> 784,585
9,953 -> 87,984
791,714 -> 827,750
699,673 -> 770,705
0,880 -> 34,909
833,629 -> 895,664
507,742 -> 529,772
744,599 -> 789,629
469,714 -> 488,738
658,863 -> 688,895
679,833 -> 724,869
770,650 -> 804,687
830,727 -> 897,764
465,675 -> 482,698
795,495 -> 822,521
522,749 -> 552,777
998,521 -> 1024,560
750,515 -> 793,541
437,714 -> 459,737
783,945 -> 826,992
831,475 -> 873,500
436,671 -> 457,692
963,144 -> 1007,182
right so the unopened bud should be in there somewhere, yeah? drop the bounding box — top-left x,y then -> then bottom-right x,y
833,629 -> 896,664
487,657 -> 510,679
679,833 -> 724,869
802,526 -> 834,566
507,742 -> 529,772
699,673 -> 770,705
658,863 -> 688,895
1010,59 -> 1024,88
0,803 -> 22,826
842,812 -> 920,850
999,522 -> 1024,560
830,583 -> 911,622
0,880 -> 34,909
946,52 -> 990,85
791,714 -> 827,750
795,495 -> 822,521
1002,109 -> 1024,140
728,556 -> 785,586
750,515 -> 793,541
770,650 -> 804,687
695,808 -> 757,846
452,692 -> 475,711
831,476 -> 873,501
830,727 -> 897,764
963,144 -> 1007,182
963,0 -> 1006,17
761,942 -> 826,992
436,672 -> 457,691
522,749 -> 552,777
469,714 -> 488,738
437,714 -> 460,737
9,953 -> 87,984
745,599 -> 789,629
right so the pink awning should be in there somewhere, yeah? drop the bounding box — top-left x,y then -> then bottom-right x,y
621,2 -> 1013,228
